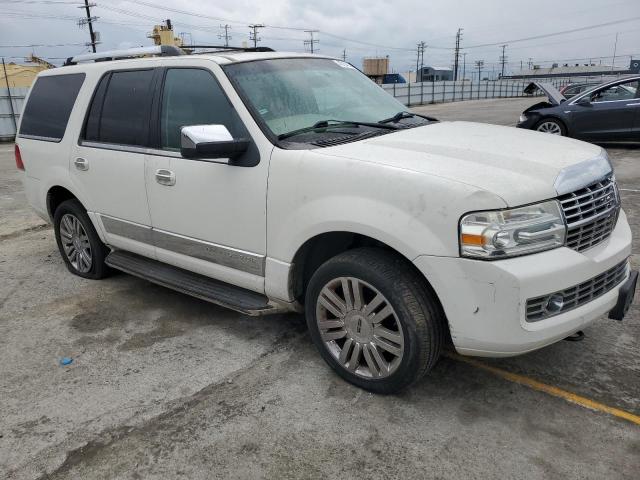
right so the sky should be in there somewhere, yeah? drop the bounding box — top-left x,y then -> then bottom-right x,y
1,0 -> 639,78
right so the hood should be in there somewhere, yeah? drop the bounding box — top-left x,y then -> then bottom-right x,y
523,82 -> 566,106
315,121 -> 607,206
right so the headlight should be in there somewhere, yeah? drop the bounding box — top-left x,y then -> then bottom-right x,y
459,200 -> 566,259
519,114 -> 528,123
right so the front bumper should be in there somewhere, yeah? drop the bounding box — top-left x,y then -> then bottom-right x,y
516,115 -> 540,130
413,209 -> 633,357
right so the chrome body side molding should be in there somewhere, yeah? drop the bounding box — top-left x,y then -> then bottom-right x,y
99,215 -> 265,276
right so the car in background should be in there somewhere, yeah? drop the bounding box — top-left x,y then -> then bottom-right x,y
559,81 -> 601,99
517,76 -> 640,141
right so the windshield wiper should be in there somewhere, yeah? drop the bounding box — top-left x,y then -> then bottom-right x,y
278,119 -> 398,141
379,111 -> 438,124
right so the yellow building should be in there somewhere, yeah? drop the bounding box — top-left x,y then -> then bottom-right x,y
1,55 -> 53,88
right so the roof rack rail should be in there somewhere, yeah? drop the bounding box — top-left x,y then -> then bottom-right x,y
64,45 -> 184,66
187,45 -> 275,52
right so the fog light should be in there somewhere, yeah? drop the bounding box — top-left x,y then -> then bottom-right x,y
545,294 -> 564,313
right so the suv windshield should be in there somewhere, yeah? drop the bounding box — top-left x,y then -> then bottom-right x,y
224,58 -> 409,139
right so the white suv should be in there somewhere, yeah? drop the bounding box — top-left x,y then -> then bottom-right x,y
15,47 -> 637,392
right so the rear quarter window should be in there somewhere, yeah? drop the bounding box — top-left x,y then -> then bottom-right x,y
19,73 -> 85,142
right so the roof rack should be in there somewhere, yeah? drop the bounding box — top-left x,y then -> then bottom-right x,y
187,45 -> 275,52
64,45 -> 184,66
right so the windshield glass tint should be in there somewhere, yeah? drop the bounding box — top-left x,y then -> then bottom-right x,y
224,58 -> 405,136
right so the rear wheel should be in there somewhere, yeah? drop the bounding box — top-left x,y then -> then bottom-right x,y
305,248 -> 444,393
53,199 -> 110,279
535,118 -> 566,136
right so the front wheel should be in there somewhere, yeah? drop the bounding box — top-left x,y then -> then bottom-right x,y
535,118 -> 566,136
305,248 -> 445,393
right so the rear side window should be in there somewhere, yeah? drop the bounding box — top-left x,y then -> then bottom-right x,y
19,73 -> 85,141
84,69 -> 155,146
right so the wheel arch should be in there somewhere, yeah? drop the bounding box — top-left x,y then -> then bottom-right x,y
46,185 -> 81,220
535,115 -> 569,135
289,231 -> 444,314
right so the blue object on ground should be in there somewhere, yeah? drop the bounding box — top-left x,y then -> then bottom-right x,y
59,357 -> 73,366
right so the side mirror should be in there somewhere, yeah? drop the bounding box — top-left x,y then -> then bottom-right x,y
180,125 -> 249,161
576,96 -> 591,106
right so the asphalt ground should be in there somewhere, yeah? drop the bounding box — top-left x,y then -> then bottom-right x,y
1,97 -> 638,479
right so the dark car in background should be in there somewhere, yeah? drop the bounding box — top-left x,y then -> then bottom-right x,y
559,81 -> 601,99
517,76 -> 640,141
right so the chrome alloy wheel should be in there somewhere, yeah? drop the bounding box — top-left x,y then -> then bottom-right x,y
536,121 -> 562,135
316,277 -> 404,378
59,213 -> 92,273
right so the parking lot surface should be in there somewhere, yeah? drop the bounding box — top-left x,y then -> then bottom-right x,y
1,97 -> 638,479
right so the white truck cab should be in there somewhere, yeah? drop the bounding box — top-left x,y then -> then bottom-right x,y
15,46 -> 637,392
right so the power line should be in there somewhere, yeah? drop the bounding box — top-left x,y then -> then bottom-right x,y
464,16 -> 640,49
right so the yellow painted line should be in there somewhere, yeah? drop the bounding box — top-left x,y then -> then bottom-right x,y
445,352 -> 640,426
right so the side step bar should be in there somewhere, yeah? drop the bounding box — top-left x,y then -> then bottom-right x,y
105,250 -> 287,316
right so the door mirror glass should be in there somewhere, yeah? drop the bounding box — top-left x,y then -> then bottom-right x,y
576,96 -> 591,106
180,124 -> 250,160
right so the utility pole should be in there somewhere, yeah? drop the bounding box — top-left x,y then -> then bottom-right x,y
475,60 -> 484,81
303,30 -> 319,53
248,24 -> 264,48
218,24 -> 232,47
499,44 -> 508,78
462,52 -> 467,80
341,49 -> 347,61
611,32 -> 619,72
78,0 -> 99,53
416,41 -> 426,81
528,57 -> 533,70
453,28 -> 463,81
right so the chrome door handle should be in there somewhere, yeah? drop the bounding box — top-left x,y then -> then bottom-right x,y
155,169 -> 176,186
74,157 -> 89,171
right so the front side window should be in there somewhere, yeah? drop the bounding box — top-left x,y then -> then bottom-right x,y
85,69 -> 155,146
159,68 -> 243,150
19,73 -> 85,141
224,58 -> 406,137
592,80 -> 639,103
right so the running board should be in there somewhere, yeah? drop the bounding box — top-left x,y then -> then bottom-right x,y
105,250 -> 286,316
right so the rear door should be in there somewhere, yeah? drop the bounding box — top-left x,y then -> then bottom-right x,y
69,68 -> 159,258
570,79 -> 639,140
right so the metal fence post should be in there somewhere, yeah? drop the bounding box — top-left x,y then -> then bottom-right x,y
2,58 -> 18,135
431,80 -> 435,104
452,81 -> 456,102
407,82 -> 411,107
442,82 -> 445,102
420,81 -> 424,105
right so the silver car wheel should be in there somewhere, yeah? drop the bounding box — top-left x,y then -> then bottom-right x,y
316,277 -> 404,379
59,213 -> 92,273
536,121 -> 562,135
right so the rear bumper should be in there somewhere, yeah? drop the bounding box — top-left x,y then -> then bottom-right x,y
413,209 -> 633,357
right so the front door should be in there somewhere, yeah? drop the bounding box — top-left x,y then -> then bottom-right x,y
145,66 -> 269,293
70,68 -> 158,258
570,79 -> 639,140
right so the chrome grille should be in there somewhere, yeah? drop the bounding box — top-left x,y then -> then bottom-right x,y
526,259 -> 628,322
558,175 -> 620,252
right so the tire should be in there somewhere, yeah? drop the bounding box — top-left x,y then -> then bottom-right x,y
305,248 -> 445,393
534,118 -> 566,136
53,199 -> 111,279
